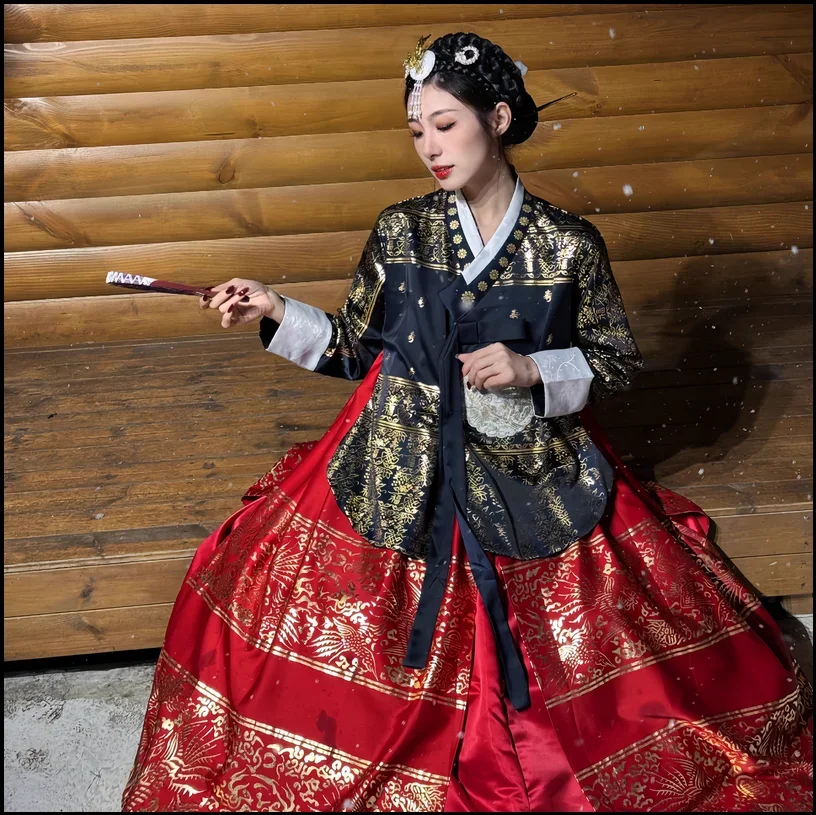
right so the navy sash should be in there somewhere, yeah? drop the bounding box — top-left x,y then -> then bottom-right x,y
402,317 -> 532,711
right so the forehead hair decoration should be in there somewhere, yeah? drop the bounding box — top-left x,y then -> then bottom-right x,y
403,33 -> 576,138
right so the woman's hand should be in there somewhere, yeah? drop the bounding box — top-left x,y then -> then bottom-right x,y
199,279 -> 281,329
457,343 -> 542,391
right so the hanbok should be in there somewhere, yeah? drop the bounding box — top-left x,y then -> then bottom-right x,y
122,172 -> 813,812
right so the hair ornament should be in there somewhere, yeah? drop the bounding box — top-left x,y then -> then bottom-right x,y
454,45 -> 480,66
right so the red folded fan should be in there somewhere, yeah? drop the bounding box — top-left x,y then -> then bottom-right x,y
106,272 -> 215,297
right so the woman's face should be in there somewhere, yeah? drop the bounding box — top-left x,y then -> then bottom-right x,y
407,83 -> 511,191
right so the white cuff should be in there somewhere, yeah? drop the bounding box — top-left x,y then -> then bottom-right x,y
266,296 -> 333,370
528,348 -> 595,418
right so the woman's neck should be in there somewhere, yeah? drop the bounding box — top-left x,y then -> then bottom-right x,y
459,162 -> 517,225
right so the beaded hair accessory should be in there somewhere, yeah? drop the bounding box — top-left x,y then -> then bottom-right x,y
403,33 -> 576,124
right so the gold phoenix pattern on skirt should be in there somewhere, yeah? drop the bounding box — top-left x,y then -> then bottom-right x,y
500,515 -> 764,704
187,485 -> 476,709
577,680 -> 813,811
122,651 -> 450,812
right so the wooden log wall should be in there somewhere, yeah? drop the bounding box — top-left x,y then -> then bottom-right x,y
3,4 -> 813,659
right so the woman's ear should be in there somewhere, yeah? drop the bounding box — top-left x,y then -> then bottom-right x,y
493,102 -> 512,138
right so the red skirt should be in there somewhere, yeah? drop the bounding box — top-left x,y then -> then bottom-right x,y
122,354 -> 813,812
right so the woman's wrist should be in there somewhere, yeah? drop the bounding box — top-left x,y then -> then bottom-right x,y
264,286 -> 285,322
525,356 -> 542,386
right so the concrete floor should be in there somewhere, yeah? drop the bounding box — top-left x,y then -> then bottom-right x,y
4,610 -> 813,813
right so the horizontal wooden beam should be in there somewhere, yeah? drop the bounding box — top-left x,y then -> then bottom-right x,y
4,603 -> 175,660
4,239 -> 811,314
5,103 -> 812,202
5,6 -> 810,97
5,53 -> 810,152
5,4 -> 713,43
6,247 -> 812,345
4,178 -> 812,257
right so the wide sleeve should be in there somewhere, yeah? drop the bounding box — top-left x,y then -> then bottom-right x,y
258,222 -> 386,380
526,228 -> 644,418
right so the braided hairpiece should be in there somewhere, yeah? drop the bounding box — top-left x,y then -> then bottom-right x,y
404,32 -> 576,147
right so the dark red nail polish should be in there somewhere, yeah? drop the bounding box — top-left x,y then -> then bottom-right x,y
237,287 -> 249,296
227,304 -> 234,312
241,296 -> 249,302
226,286 -> 235,295
202,295 -> 210,302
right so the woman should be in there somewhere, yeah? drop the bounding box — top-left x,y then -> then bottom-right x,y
122,33 -> 813,812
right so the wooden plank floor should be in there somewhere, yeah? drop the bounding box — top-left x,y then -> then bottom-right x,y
4,310 -> 813,659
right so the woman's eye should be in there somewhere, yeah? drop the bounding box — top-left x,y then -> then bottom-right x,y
411,123 -> 455,139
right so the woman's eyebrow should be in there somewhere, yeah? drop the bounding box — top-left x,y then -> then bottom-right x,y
408,108 -> 458,123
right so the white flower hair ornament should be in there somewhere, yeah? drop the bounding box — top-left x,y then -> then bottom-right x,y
404,35 -> 437,121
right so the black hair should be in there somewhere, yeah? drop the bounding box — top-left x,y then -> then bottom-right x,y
403,33 -> 541,166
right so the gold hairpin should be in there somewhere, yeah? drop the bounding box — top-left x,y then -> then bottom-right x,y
403,34 -> 432,76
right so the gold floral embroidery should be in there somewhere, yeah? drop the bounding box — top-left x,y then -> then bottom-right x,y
463,416 -> 608,559
576,681 -> 813,811
500,514 -> 766,704
321,229 -> 384,364
380,203 -> 450,271
574,235 -> 644,404
187,480 -> 476,709
326,373 -> 439,556
122,651 -> 452,812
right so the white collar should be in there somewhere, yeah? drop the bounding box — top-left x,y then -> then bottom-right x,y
455,174 -> 525,285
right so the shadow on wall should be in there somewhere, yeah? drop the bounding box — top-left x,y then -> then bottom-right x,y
603,251 -> 810,609
613,253 -> 809,483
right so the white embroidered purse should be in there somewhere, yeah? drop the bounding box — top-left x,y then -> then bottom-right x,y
462,373 -> 534,437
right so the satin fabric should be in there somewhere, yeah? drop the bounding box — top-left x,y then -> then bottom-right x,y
122,352 -> 813,812
444,578 -> 594,811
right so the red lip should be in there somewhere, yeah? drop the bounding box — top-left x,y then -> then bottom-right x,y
431,165 -> 453,171
433,166 -> 453,178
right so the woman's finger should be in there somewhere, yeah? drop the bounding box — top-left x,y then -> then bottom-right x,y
217,290 -> 247,315
209,279 -> 249,308
472,361 -> 504,390
225,304 -> 262,328
461,345 -> 505,378
481,372 -> 511,390
219,299 -> 251,329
